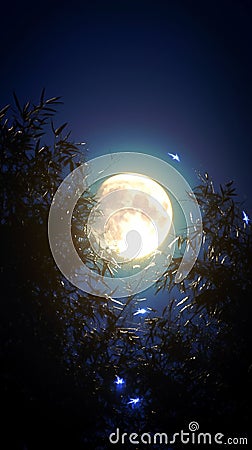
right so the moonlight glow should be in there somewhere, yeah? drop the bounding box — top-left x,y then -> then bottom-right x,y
89,173 -> 173,262
49,152 -> 202,297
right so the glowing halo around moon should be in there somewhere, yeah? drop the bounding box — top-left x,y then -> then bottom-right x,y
87,173 -> 173,263
48,152 -> 203,298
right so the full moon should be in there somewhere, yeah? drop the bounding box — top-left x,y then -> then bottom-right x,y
88,173 -> 173,263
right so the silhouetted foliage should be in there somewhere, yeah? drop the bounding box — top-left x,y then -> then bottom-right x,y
0,93 -> 251,449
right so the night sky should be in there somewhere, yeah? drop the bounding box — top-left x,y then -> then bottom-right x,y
1,0 -> 252,209
1,2 -> 252,446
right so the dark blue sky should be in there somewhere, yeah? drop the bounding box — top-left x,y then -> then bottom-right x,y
1,0 -> 252,207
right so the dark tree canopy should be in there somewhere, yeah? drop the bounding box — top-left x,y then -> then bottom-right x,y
0,93 -> 251,449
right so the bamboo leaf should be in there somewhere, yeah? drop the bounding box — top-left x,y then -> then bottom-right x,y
13,92 -> 22,114
0,104 -> 10,119
69,160 -> 74,172
45,96 -> 62,104
40,87 -> 46,106
54,122 -> 68,137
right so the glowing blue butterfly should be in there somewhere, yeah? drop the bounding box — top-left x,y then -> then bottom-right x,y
133,308 -> 148,316
128,397 -> 140,406
242,210 -> 250,226
167,152 -> 180,162
115,375 -> 125,386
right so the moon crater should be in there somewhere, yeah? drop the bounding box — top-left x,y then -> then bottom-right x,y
88,173 -> 173,263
